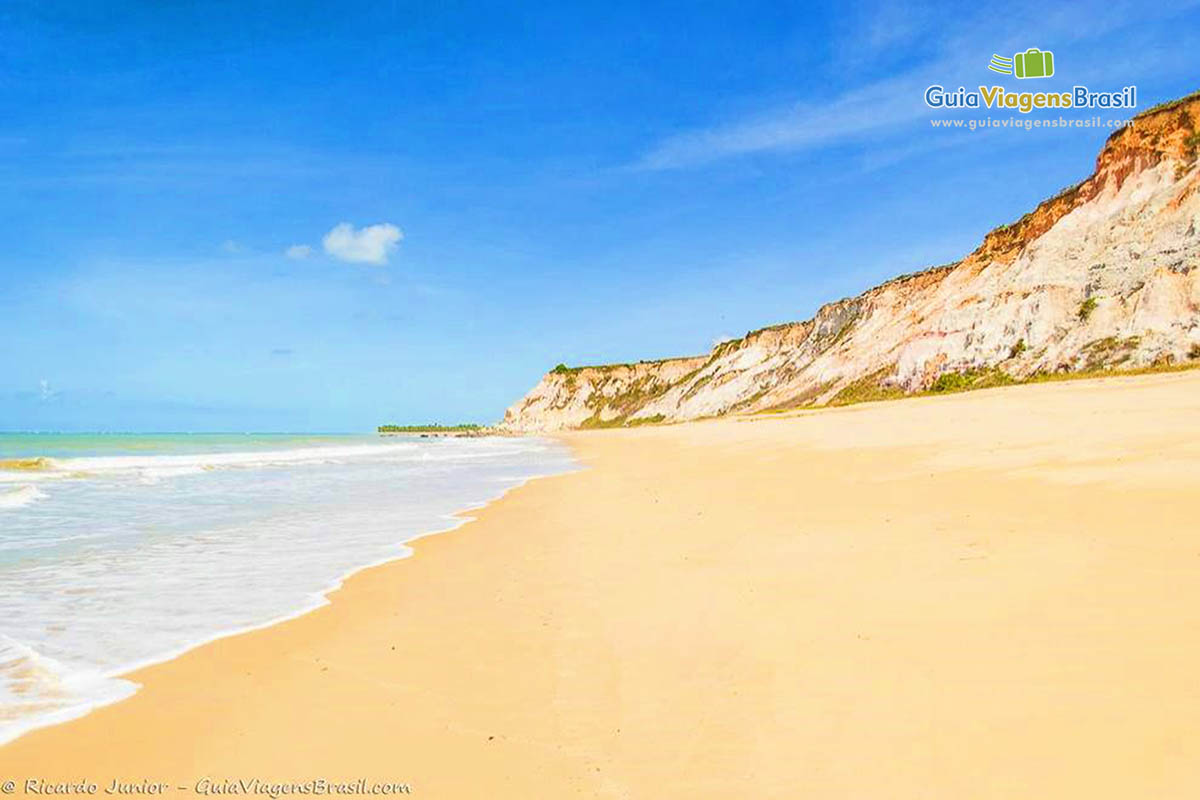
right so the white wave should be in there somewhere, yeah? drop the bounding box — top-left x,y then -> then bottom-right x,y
0,435 -> 577,745
0,439 -> 554,486
0,485 -> 47,509
0,442 -> 435,485
62,441 -> 422,472
136,466 -> 209,484
0,635 -> 135,745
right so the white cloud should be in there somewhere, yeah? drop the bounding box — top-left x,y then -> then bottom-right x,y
635,0 -> 1200,170
638,77 -> 924,170
285,244 -> 313,260
321,222 -> 403,265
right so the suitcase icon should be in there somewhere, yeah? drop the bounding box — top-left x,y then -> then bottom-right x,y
1013,48 -> 1054,79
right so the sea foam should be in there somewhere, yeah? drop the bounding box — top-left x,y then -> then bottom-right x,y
0,434 -> 574,744
0,485 -> 47,509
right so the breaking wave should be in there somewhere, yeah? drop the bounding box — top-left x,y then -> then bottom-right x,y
0,485 -> 47,509
0,434 -> 576,744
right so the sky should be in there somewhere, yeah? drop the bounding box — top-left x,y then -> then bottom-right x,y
2,0 -> 1199,432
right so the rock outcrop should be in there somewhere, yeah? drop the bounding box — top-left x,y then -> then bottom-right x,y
501,93 -> 1200,432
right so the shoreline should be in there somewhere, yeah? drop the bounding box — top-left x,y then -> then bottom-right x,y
4,371 -> 1200,797
0,457 -> 578,748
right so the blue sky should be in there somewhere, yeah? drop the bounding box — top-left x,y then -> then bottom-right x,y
2,0 -> 1198,431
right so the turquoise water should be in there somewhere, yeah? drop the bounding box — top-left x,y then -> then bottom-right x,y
0,432 -> 368,459
0,432 -> 574,744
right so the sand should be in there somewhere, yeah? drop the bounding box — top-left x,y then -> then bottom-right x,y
3,371 -> 1200,798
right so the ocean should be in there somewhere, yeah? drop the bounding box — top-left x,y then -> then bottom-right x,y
0,432 -> 574,744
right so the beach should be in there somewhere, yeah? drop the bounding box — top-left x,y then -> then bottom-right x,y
3,370 -> 1200,797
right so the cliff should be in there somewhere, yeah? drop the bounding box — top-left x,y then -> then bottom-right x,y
501,93 -> 1200,432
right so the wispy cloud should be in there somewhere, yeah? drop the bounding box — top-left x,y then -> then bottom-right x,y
322,222 -> 403,265
636,0 -> 1200,170
285,244 -> 313,260
637,72 -> 938,170
830,1 -> 937,72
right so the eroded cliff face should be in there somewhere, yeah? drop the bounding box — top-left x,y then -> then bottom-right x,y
500,95 -> 1200,432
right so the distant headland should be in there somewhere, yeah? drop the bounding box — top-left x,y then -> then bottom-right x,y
377,424 -> 489,438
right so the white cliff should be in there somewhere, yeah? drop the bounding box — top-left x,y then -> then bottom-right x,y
501,94 -> 1200,432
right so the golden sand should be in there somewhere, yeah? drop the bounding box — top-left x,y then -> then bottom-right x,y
3,371 -> 1200,797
